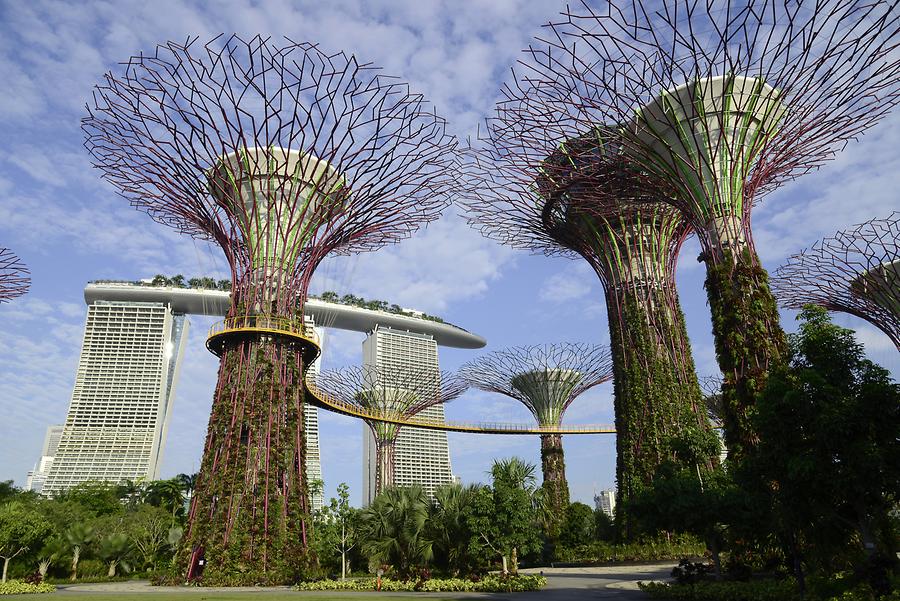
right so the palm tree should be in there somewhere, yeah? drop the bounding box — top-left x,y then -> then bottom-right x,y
491,457 -> 537,492
175,473 -> 197,501
65,523 -> 95,581
97,533 -> 131,577
358,486 -> 433,579
143,479 -> 185,525
428,483 -> 479,576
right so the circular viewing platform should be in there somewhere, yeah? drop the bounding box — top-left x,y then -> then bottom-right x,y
206,315 -> 322,365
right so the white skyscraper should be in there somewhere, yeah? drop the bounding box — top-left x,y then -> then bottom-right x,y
25,425 -> 64,494
361,326 -> 453,504
594,488 -> 617,520
304,320 -> 325,512
42,300 -> 189,496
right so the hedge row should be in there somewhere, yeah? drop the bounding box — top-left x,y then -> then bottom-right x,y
297,574 -> 547,592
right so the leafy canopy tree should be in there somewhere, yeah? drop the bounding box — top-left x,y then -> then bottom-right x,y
560,502 -> 596,549
0,502 -> 52,582
314,483 -> 357,580
744,305 -> 900,595
465,458 -> 543,574
58,482 -> 123,516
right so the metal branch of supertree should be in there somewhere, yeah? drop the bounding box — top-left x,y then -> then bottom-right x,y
773,211 -> 900,351
0,248 -> 30,303
314,364 -> 466,495
520,0 -> 900,258
458,343 -> 612,427
497,0 -> 900,457
82,35 -> 460,582
83,34 -> 459,317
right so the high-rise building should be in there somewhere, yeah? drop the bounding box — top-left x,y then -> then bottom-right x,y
304,319 -> 325,513
361,326 -> 453,504
25,425 -> 64,494
594,488 -> 616,520
41,300 -> 189,496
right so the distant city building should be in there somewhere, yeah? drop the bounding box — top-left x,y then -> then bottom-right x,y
36,281 -> 483,497
25,425 -> 64,494
594,488 -> 616,520
362,326 -> 454,505
42,300 -> 189,496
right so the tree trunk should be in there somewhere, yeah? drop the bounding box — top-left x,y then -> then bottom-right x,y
605,286 -> 710,538
2,558 -> 8,584
704,248 -> 787,459
707,535 -> 722,581
511,547 -> 518,575
108,560 -> 118,577
177,334 -> 314,582
70,546 -> 80,581
540,433 -> 569,544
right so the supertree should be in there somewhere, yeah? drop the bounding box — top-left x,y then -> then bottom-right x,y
514,0 -> 900,455
458,343 -> 612,540
463,124 -> 715,531
773,212 -> 900,352
82,35 -> 458,582
0,249 -> 30,303
313,365 -> 467,497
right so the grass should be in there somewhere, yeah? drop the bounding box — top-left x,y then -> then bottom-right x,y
38,595 -> 469,600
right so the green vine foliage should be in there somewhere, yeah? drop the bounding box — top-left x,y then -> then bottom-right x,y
607,287 -> 713,538
704,248 -> 787,458
176,332 -> 316,584
540,434 -> 569,542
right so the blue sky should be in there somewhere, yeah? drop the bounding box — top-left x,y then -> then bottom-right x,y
0,0 -> 897,508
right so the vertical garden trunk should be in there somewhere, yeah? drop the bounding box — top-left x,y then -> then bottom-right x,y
375,434 -> 397,497
607,287 -> 711,538
704,248 -> 787,458
179,336 -> 313,584
540,433 -> 569,542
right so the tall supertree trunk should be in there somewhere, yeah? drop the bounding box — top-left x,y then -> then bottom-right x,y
375,436 -> 397,497
180,337 -> 313,582
705,248 -> 787,458
607,287 -> 710,538
540,433 -> 569,541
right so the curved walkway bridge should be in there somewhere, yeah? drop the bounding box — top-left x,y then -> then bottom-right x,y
204,316 -> 615,436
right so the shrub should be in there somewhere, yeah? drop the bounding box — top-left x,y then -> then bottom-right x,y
639,579 -> 800,601
0,580 -> 56,595
295,574 -> 547,592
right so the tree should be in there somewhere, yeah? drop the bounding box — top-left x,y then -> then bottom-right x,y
169,274 -> 185,288
59,481 -> 123,516
746,306 -> 900,594
127,505 -> 171,571
187,277 -> 202,289
358,486 -> 432,579
174,473 -> 197,502
466,458 -> 543,574
35,536 -> 67,580
0,482 -> 18,505
319,291 -> 339,303
97,533 -> 131,577
142,479 -> 185,525
216,279 -> 230,291
151,274 -> 168,287
64,522 -> 95,581
428,483 -> 479,576
560,502 -> 595,548
315,483 -> 356,580
0,502 -> 52,582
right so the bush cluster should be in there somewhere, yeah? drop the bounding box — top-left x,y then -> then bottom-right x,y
0,580 -> 55,595
296,574 -> 546,592
640,578 -> 900,601
554,534 -> 707,564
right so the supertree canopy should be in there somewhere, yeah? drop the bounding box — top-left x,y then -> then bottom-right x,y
514,0 -> 900,455
82,35 -> 458,582
773,212 -> 900,352
0,248 -> 30,303
313,365 -> 466,496
458,343 -> 612,539
463,123 -> 714,532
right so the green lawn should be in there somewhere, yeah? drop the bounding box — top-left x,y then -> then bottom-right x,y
37,590 -> 468,601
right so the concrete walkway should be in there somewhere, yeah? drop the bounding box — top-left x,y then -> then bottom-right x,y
53,563 -> 675,599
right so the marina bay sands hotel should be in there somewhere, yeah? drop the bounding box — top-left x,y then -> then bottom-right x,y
29,281 -> 485,507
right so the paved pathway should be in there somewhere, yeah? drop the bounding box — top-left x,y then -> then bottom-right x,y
53,563 -> 675,599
